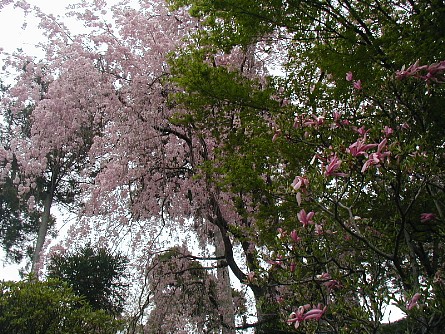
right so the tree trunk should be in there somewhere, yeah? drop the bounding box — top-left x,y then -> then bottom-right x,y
31,191 -> 53,275
214,227 -> 236,334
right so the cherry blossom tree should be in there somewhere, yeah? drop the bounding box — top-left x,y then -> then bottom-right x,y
0,50 -> 112,272
2,0 -> 240,331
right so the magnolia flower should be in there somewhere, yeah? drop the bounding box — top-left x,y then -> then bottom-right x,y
288,304 -> 327,329
303,115 -> 325,127
296,191 -> 302,206
272,129 -> 281,142
361,138 -> 391,172
316,273 -> 341,290
324,155 -> 348,177
290,229 -> 301,243
287,305 -> 310,329
303,304 -> 327,321
267,256 -> 284,269
355,126 -> 370,136
420,213 -> 436,223
346,71 -> 353,81
353,79 -> 362,90
292,176 -> 309,205
407,293 -> 421,310
347,138 -> 377,157
291,175 -> 309,191
383,126 -> 394,137
277,227 -> 286,239
298,209 -> 315,227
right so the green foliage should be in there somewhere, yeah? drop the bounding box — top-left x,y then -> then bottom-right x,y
46,244 -> 128,316
0,105 -> 41,263
0,174 -> 40,263
0,277 -> 123,334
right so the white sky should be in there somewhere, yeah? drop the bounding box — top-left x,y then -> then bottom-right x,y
0,1 -> 73,56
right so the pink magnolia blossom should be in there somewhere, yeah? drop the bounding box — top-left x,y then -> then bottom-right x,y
353,79 -> 362,90
333,110 -> 342,122
277,227 -> 287,239
383,126 -> 394,137
317,273 -> 341,290
347,137 -> 377,157
298,209 -> 315,227
407,293 -> 421,310
290,229 -> 301,243
296,191 -> 302,206
287,306 -> 306,329
346,71 -> 353,81
291,175 -> 309,191
420,213 -> 436,223
292,175 -> 309,205
314,223 -> 323,235
396,59 -> 445,83
272,129 -> 281,142
361,138 -> 391,172
324,155 -> 348,177
303,115 -> 325,128
276,296 -> 285,304
396,59 -> 427,79
267,256 -> 285,269
355,126 -> 370,136
288,304 -> 327,329
303,304 -> 327,320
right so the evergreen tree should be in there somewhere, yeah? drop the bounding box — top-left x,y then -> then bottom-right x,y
47,244 -> 128,316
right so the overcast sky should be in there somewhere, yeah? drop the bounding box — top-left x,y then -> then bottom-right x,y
0,1 -> 74,56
